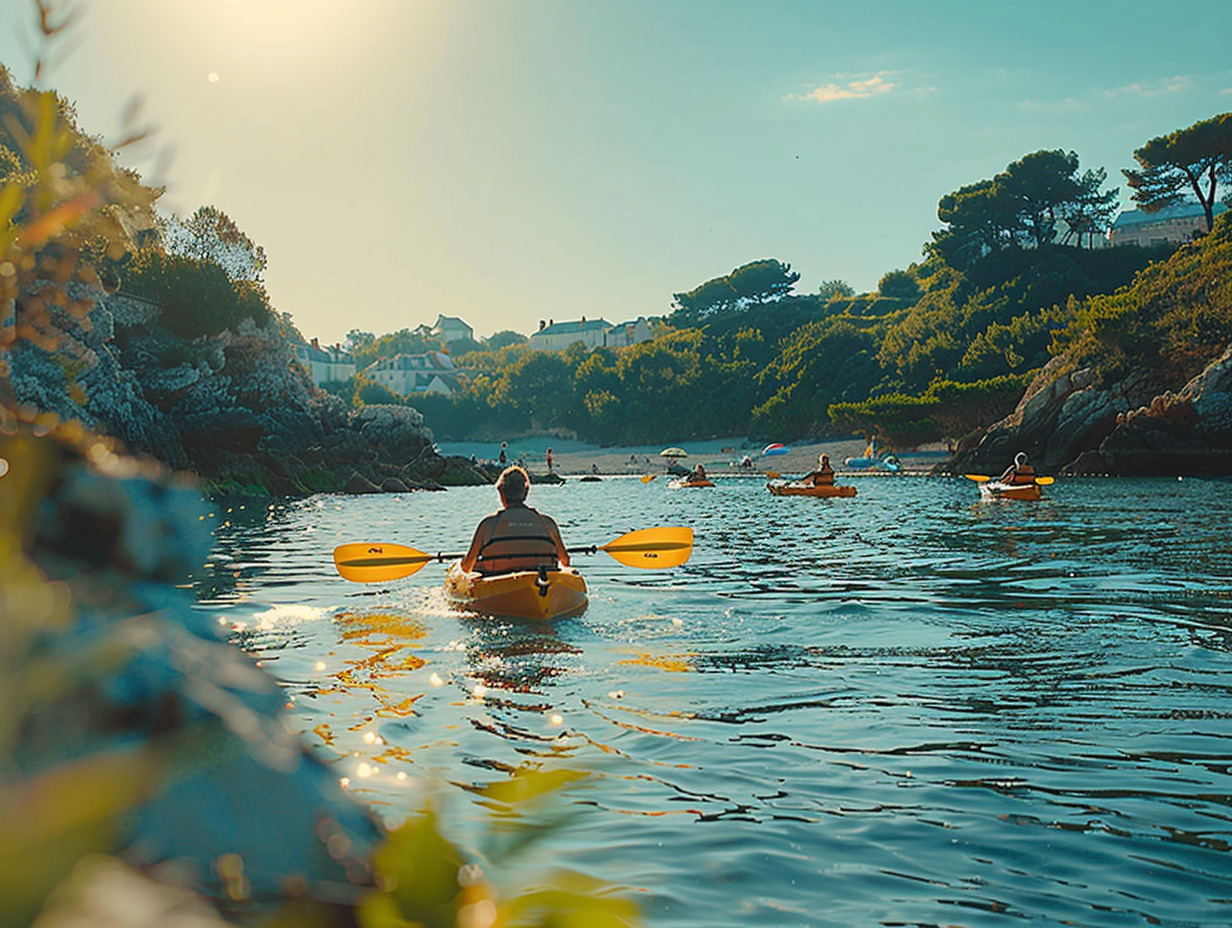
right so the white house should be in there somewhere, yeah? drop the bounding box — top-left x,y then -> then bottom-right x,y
292,338 -> 356,386
1110,202 -> 1228,248
432,314 -> 474,345
528,317 -> 613,351
604,317 -> 653,348
362,351 -> 464,396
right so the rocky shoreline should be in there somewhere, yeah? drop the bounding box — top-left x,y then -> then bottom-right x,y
11,292 -> 498,497
951,345 -> 1232,478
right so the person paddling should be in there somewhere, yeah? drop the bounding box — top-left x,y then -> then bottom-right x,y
998,452 -> 1036,485
461,465 -> 570,576
802,453 -> 834,487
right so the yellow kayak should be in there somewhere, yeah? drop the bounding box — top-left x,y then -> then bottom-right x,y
444,560 -> 589,620
766,480 -> 856,498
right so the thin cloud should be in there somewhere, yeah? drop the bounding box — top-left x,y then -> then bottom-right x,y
1098,76 -> 1192,98
791,72 -> 896,104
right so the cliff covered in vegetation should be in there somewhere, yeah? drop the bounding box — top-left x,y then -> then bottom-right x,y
955,213 -> 1232,476
0,63 -> 486,496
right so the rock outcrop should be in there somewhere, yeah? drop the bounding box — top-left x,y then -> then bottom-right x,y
953,348 -> 1232,476
9,293 -> 496,496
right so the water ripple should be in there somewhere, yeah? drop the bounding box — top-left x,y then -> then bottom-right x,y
194,476 -> 1232,926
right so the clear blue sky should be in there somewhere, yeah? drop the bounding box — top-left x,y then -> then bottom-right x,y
2,0 -> 1230,345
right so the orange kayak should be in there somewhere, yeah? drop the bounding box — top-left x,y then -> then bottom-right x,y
978,480 -> 1042,501
767,480 -> 856,498
443,560 -> 588,620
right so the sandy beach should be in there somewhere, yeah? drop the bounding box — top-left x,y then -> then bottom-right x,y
436,436 -> 952,479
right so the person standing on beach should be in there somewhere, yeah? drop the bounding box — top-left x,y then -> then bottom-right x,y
499,441 -> 507,466
546,447 -> 554,472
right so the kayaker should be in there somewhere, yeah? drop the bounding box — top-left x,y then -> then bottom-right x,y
998,452 -> 1036,485
689,463 -> 707,483
802,453 -> 834,486
461,465 -> 570,576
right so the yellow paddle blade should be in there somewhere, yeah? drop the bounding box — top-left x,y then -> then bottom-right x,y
1034,476 -> 1055,485
333,542 -> 436,583
641,473 -> 657,483
765,471 -> 781,479
599,527 -> 693,569
963,474 -> 992,482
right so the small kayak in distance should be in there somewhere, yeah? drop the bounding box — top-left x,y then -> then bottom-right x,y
443,560 -> 589,620
767,479 -> 856,498
978,480 -> 1042,501
668,478 -> 715,488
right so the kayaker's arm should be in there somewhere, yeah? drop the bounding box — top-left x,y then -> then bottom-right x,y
544,515 -> 570,567
461,514 -> 496,573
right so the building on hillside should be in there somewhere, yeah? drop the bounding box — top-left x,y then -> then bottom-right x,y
528,317 -> 613,351
1110,202 -> 1228,247
362,351 -> 464,396
604,316 -> 653,348
432,314 -> 473,345
292,338 -> 356,386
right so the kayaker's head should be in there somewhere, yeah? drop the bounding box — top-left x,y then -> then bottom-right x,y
1015,452 -> 1028,467
819,454 -> 830,466
496,465 -> 530,505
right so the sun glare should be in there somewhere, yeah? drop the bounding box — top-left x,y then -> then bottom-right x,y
163,0 -> 378,68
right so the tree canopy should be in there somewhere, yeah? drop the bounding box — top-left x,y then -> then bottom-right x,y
670,259 -> 800,326
1124,112 -> 1232,233
159,205 -> 268,283
818,279 -> 855,301
932,150 -> 1118,269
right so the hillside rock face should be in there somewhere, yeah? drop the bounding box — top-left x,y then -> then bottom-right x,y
955,349 -> 1232,476
10,293 -> 492,495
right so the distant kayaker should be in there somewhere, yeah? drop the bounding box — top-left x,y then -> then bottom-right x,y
999,452 -> 1036,485
461,465 -> 570,576
803,453 -> 834,486
689,463 -> 707,482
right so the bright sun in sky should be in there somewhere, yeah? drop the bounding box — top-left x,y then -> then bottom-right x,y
2,0 -> 1231,344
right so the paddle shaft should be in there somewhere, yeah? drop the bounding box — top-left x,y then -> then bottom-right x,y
334,526 -> 694,582
965,473 -> 1053,485
340,542 -> 662,568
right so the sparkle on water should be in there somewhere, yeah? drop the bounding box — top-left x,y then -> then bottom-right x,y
194,475 -> 1232,927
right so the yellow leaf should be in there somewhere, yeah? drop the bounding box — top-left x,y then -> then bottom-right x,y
477,767 -> 589,807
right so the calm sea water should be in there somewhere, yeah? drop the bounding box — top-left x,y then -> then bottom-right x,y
193,475 -> 1232,927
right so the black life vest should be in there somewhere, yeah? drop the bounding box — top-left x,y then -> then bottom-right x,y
475,506 -> 558,575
